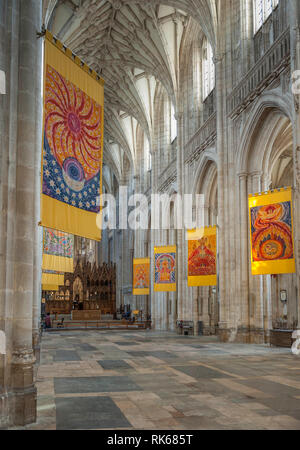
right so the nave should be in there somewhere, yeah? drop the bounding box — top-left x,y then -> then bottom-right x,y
13,329 -> 300,430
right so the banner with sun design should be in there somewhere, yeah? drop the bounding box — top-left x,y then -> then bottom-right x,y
249,187 -> 295,275
154,246 -> 176,292
41,31 -> 104,240
42,227 -> 74,274
187,227 -> 217,286
133,258 -> 150,295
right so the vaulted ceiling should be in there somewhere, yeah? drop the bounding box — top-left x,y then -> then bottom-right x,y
43,0 -> 220,187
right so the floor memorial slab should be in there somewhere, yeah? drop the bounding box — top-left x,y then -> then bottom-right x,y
98,360 -> 132,370
54,376 -> 143,394
55,396 -> 131,430
53,350 -> 81,362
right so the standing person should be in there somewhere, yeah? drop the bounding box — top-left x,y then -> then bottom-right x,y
45,313 -> 51,329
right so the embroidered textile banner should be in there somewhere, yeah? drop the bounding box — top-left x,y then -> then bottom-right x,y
187,227 -> 217,287
42,284 -> 59,291
42,227 -> 74,273
133,258 -> 150,295
41,31 -> 104,240
42,270 -> 65,287
154,246 -> 176,292
249,187 -> 295,275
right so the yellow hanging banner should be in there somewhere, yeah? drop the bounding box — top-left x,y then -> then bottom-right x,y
154,246 -> 176,292
133,258 -> 150,295
42,271 -> 65,287
42,227 -> 74,273
42,285 -> 59,291
40,31 -> 104,240
187,227 -> 217,287
249,187 -> 295,275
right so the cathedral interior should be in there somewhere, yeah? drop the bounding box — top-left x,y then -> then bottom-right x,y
1,0 -> 300,431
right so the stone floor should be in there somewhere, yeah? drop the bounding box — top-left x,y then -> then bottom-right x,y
13,330 -> 300,430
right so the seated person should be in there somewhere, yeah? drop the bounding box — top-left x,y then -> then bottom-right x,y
45,313 -> 51,329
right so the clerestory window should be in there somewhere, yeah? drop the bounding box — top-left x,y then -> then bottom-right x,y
253,0 -> 279,34
202,38 -> 215,101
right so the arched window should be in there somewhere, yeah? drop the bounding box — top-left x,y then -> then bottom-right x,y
170,103 -> 177,143
253,0 -> 279,34
202,38 -> 215,101
147,151 -> 152,171
144,135 -> 151,171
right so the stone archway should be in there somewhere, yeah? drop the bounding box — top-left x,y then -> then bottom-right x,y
237,105 -> 298,342
192,155 -> 218,335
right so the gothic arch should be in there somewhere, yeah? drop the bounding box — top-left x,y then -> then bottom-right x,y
235,95 -> 297,334
236,91 -> 294,175
191,148 -> 217,197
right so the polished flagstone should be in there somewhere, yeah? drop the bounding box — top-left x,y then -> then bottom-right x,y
12,330 -> 300,430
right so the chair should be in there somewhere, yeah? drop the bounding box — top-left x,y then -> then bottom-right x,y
57,317 -> 64,328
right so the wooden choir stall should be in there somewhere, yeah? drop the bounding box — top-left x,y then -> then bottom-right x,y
43,261 -> 116,320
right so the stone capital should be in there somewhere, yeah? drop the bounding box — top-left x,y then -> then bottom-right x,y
213,52 -> 226,65
174,111 -> 183,121
250,170 -> 263,179
12,349 -> 36,366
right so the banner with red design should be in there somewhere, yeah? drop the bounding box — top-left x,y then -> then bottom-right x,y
40,31 -> 104,240
249,187 -> 295,275
187,227 -> 217,287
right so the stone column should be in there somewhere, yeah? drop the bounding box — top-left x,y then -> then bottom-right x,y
11,0 -> 42,426
32,5 -> 43,368
0,0 -> 42,427
249,171 -> 264,342
238,172 -> 250,340
0,0 -> 14,428
240,0 -> 254,72
215,53 -> 228,340
175,110 -> 185,322
289,0 -> 300,327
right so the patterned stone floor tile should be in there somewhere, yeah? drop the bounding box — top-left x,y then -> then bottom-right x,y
13,329 -> 300,430
55,396 -> 131,430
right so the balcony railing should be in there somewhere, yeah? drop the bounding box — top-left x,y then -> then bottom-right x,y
158,158 -> 177,192
203,89 -> 216,122
184,112 -> 217,164
227,28 -> 290,118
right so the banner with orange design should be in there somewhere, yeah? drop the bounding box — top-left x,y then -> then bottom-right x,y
133,258 -> 150,295
249,187 -> 295,275
187,227 -> 217,287
154,246 -> 176,292
40,31 -> 104,240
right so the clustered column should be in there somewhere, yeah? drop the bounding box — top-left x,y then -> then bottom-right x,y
0,0 -> 42,427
